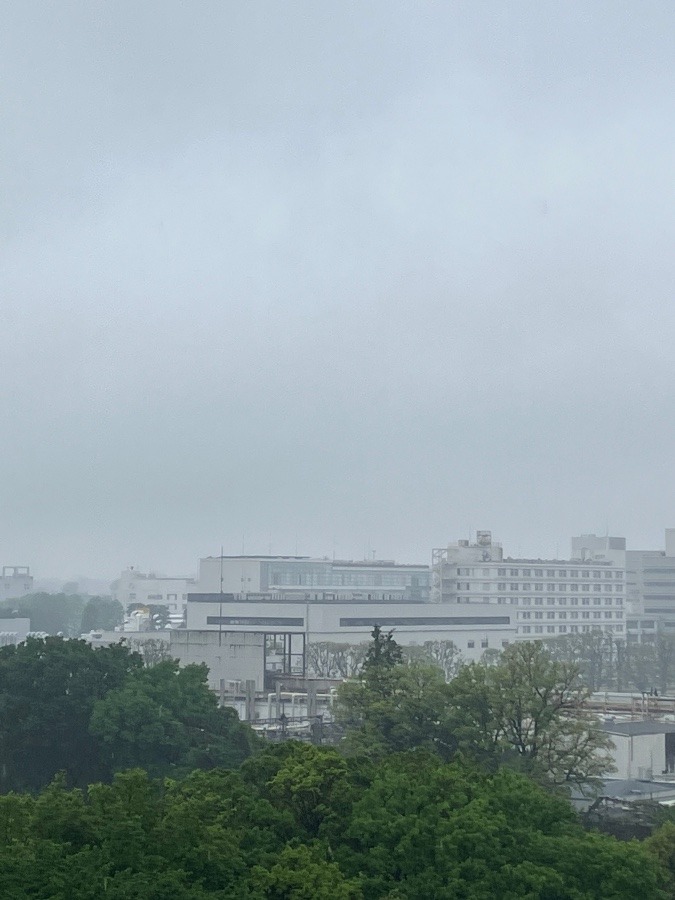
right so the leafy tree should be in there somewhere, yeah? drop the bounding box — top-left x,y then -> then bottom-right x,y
362,624 -> 403,673
0,592 -> 87,636
80,596 -> 124,633
0,637 -> 142,791
446,641 -> 615,791
89,660 -> 256,778
337,629 -> 455,759
307,642 -> 367,678
404,640 -> 463,680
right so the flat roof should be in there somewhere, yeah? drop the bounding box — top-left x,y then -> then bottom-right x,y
601,721 -> 675,736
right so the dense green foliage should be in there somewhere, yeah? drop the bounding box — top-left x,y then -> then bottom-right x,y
0,592 -> 125,638
0,746 -> 667,899
80,596 -> 124,633
338,637 -> 614,791
0,638 -> 255,791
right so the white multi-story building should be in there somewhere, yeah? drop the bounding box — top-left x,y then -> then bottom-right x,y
196,555 -> 431,603
111,568 -> 195,618
432,532 -> 625,640
0,566 -> 33,602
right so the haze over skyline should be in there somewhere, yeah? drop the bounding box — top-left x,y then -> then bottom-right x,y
2,2 -> 675,580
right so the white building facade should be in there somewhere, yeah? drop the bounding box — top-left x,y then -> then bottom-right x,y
432,532 -> 625,640
111,569 -> 196,618
0,566 -> 33,602
196,555 -> 431,603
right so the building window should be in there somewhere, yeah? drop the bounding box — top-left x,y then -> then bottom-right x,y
534,583 -> 543,591
510,584 -> 519,591
534,598 -> 543,606
535,626 -> 543,633
481,639 -> 488,648
604,585 -> 612,592
546,570 -> 555,577
521,612 -> 531,620
582,570 -> 590,578
559,611 -> 567,619
604,571 -> 613,579
559,625 -> 567,633
521,583 -> 531,591
593,585 -> 601,592
534,612 -> 543,620
570,570 -> 578,577
510,569 -> 519,576
522,626 -> 531,634
534,569 -> 543,577
547,626 -> 555,633
547,612 -> 555,619
467,641 -> 475,649
582,585 -> 590,592
570,584 -> 579,592
547,584 -> 556,592
498,568 -> 506,576
498,583 -> 506,591
558,584 -> 566,591
522,569 -> 531,576
558,570 -> 567,577
582,611 -> 590,619
593,571 -> 602,579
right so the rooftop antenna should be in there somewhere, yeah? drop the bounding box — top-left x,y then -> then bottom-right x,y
219,546 -> 224,647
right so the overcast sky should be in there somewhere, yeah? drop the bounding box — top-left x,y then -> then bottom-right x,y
2,1 -> 675,580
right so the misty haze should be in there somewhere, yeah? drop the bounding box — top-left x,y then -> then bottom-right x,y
2,3 -> 675,898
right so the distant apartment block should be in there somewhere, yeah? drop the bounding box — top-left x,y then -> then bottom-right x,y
0,566 -> 33,602
432,531 -> 625,640
111,568 -> 195,619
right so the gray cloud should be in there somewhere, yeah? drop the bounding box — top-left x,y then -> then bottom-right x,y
1,1 -> 674,578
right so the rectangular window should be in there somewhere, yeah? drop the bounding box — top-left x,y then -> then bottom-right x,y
582,584 -> 590,592
522,569 -> 531,576
534,583 -> 543,591
547,612 -> 555,619
467,641 -> 475,649
559,611 -> 567,619
481,639 -> 488,648
604,585 -> 612,592
558,584 -> 566,591
498,583 -> 506,591
510,584 -> 519,591
604,571 -> 613,579
570,584 -> 579,592
535,598 -> 543,606
558,598 -> 567,606
535,626 -> 543,633
604,612 -> 612,619
522,626 -> 531,634
593,612 -> 601,619
582,570 -> 590,578
558,570 -> 567,577
521,583 -> 531,591
582,611 -> 590,619
593,571 -> 602,579
498,568 -> 506,576
570,570 -> 578,577
593,585 -> 601,592
559,625 -> 567,633
546,570 -> 555,577
534,612 -> 543,620
534,569 -> 543,577
547,584 -> 556,592
510,569 -> 519,576
547,626 -> 555,633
